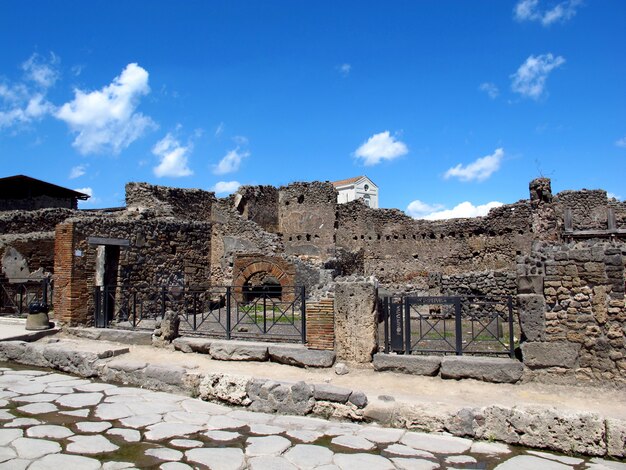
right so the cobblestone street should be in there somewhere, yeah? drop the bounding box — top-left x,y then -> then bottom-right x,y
0,365 -> 624,469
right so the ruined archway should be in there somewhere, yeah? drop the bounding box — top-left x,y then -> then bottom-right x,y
232,255 -> 296,303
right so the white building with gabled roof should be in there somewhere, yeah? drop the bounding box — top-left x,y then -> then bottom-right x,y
332,175 -> 378,209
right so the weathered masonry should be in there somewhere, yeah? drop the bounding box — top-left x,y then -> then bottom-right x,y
0,176 -> 624,386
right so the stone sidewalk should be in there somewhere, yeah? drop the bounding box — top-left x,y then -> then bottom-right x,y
2,366 -> 626,470
0,323 -> 625,457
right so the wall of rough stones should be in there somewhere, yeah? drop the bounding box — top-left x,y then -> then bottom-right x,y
234,185 -> 279,233
53,215 -> 212,325
278,182 -> 337,259
0,234 -> 55,282
518,240 -> 625,385
125,182 -> 215,221
0,208 -> 78,234
554,189 -> 610,231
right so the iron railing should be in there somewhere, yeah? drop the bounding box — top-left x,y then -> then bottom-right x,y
94,285 -> 306,343
381,295 -> 516,358
0,278 -> 53,316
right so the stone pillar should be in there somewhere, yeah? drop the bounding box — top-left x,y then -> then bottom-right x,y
334,278 -> 378,363
306,299 -> 335,351
517,275 -> 546,341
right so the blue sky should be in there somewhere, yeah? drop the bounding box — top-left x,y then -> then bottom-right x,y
0,0 -> 624,218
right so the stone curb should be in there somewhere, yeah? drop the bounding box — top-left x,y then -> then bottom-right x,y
0,339 -> 623,458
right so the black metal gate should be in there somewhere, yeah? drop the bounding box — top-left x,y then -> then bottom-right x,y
0,279 -> 53,316
94,285 -> 307,344
381,295 -> 515,358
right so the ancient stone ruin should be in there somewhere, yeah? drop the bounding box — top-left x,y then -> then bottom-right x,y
0,176 -> 624,387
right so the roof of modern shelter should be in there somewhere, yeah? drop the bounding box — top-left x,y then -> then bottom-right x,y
0,175 -> 90,200
332,176 -> 374,188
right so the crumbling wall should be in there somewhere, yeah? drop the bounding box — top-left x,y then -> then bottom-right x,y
518,240 -> 626,386
337,200 -> 534,285
53,215 -> 212,325
555,189 -> 609,231
0,208 -> 78,234
234,185 -> 279,233
0,233 -> 55,282
278,182 -> 337,259
125,182 -> 215,221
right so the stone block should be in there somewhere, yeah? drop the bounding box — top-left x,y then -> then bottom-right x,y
312,383 -> 352,403
606,418 -> 626,458
440,356 -> 523,383
268,345 -> 335,368
517,275 -> 544,295
172,337 -> 213,354
348,391 -> 368,408
372,353 -> 441,376
521,341 -> 580,369
210,341 -> 269,361
144,364 -> 186,385
517,294 -> 546,341
199,373 -> 252,406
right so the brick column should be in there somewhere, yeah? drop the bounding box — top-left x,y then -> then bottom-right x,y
306,299 -> 335,350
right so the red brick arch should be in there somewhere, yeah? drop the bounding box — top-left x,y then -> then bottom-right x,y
232,255 -> 296,302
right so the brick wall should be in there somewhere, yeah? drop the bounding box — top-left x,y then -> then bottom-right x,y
306,299 -> 335,350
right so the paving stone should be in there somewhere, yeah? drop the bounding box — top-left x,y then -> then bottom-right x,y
76,383 -> 118,392
105,394 -> 147,403
470,441 -> 511,454
66,434 -> 119,454
146,447 -> 184,461
27,425 -> 73,439
6,384 -> 46,394
274,415 -> 330,431
284,444 -> 334,468
286,429 -> 323,443
333,453 -> 395,470
391,458 -> 440,470
76,421 -> 113,433
5,418 -> 41,427
0,410 -> 13,420
589,458 -> 626,470
246,435 -> 292,456
400,431 -> 472,454
60,409 -> 90,417
17,402 -> 58,414
249,456 -> 298,470
357,426 -> 405,444
102,462 -> 136,469
210,340 -> 269,361
94,403 -> 134,420
331,434 -> 376,451
28,453 -> 101,470
107,428 -> 142,442
119,413 -> 163,428
163,411 -> 211,425
494,455 -> 572,469
56,392 -> 103,408
169,439 -> 204,448
446,455 -> 477,464
205,430 -> 242,442
180,398 -> 230,415
227,409 -> 275,424
207,415 -> 247,430
0,447 -> 16,463
145,422 -> 204,440
45,386 -> 75,394
12,393 -> 60,403
248,423 -> 286,435
0,459 -> 29,470
372,353 -> 441,376
126,400 -> 180,416
186,448 -> 245,469
105,386 -> 149,396
160,463 -> 194,470
382,444 -> 435,459
527,450 -> 585,465
12,437 -> 62,459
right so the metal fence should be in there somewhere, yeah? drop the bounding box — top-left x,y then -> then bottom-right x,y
94,285 -> 306,343
0,279 -> 53,316
380,295 -> 516,358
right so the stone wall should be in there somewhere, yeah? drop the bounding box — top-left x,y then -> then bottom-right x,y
555,189 -> 610,231
278,181 -> 337,259
234,185 -> 279,233
0,233 -> 55,282
125,182 -> 215,222
0,208 -> 78,234
53,215 -> 212,325
518,240 -> 626,386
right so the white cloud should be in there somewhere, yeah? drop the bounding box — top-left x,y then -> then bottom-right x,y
444,148 -> 504,182
514,0 -> 582,26
74,186 -> 92,198
607,192 -> 621,201
211,181 -> 241,195
479,82 -> 499,99
74,186 -> 102,208
213,147 -> 249,175
152,133 -> 193,178
22,53 -> 60,88
0,53 -> 58,129
615,136 -> 626,148
511,54 -> 565,100
337,63 -> 352,77
407,200 -> 504,220
354,131 -> 408,166
69,164 -> 88,179
215,122 -> 224,137
55,63 -> 155,154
